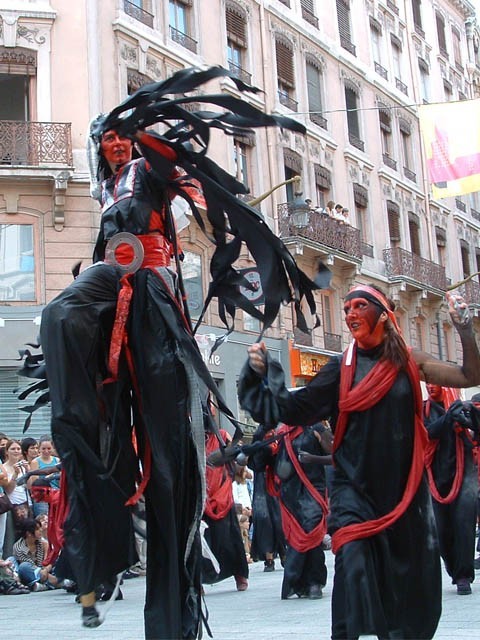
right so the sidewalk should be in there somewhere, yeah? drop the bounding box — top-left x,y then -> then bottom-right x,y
1,551 -> 479,639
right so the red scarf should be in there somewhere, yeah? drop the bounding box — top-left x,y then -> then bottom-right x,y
331,343 -> 427,554
424,390 -> 465,505
203,430 -> 234,520
267,425 -> 329,553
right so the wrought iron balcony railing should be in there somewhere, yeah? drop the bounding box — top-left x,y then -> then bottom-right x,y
383,247 -> 447,291
324,332 -> 342,352
374,61 -> 388,80
227,60 -> 252,85
471,208 -> 480,222
460,279 -> 480,306
386,0 -> 399,15
301,7 -> 319,28
455,198 -> 467,212
123,0 -> 154,28
383,153 -> 397,170
403,166 -> 416,182
395,77 -> 408,95
0,120 -> 73,166
309,112 -> 328,130
278,202 -> 362,260
340,36 -> 356,56
349,133 -> 365,152
278,90 -> 298,112
170,26 -> 197,53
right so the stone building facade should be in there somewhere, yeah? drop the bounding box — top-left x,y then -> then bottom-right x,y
0,0 -> 479,437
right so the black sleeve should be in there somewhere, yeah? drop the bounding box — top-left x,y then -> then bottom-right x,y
238,352 -> 341,429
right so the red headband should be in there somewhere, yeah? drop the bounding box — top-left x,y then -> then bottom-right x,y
346,285 -> 402,335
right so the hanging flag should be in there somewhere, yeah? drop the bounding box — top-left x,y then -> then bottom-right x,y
419,99 -> 480,199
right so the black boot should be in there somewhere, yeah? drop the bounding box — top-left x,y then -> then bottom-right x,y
264,559 -> 275,572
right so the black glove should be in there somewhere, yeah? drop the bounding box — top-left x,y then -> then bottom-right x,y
446,399 -> 473,429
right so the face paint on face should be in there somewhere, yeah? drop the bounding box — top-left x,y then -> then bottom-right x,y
100,130 -> 133,171
343,296 -> 386,349
426,384 -> 443,402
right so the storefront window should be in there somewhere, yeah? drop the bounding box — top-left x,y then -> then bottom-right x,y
0,224 -> 35,301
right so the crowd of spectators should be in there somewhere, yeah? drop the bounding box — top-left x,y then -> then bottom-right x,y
0,433 -> 67,596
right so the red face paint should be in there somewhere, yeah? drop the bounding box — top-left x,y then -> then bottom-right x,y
426,384 -> 443,402
100,130 -> 133,169
343,296 -> 385,349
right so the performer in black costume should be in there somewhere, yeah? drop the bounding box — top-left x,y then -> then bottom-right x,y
250,468 -> 286,571
239,284 -> 480,640
248,422 -> 330,599
202,425 -> 249,591
423,384 -> 478,595
26,67 -> 320,639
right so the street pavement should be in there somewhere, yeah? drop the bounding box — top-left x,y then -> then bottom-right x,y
1,550 -> 480,639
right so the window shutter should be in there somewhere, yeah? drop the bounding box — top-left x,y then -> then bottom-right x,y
379,107 -> 391,133
409,217 -> 421,255
399,118 -> 411,135
300,0 -> 315,12
387,200 -> 400,241
276,40 -> 295,88
306,62 -> 322,112
436,13 -> 447,52
345,87 -> 359,138
283,148 -> 302,174
226,5 -> 247,47
353,183 -> 368,207
336,0 -> 351,42
314,164 -> 331,189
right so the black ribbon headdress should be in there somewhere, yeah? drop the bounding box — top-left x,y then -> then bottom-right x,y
91,65 -> 324,341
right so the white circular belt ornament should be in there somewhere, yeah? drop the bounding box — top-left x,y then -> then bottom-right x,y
104,232 -> 144,274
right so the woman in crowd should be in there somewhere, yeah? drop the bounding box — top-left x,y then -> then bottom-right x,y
1,440 -> 32,544
21,438 -> 39,466
239,285 -> 480,640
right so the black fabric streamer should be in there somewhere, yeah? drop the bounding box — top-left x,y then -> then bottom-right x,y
94,65 -> 323,341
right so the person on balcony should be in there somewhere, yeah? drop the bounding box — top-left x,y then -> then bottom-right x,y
238,284 -> 480,640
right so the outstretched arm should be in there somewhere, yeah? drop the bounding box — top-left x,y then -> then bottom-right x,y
414,293 -> 480,388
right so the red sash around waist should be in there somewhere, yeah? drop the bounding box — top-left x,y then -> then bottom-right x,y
111,233 -> 172,268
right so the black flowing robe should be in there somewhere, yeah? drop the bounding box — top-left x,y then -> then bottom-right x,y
238,346 -> 441,640
424,399 -> 477,584
40,157 -> 215,640
249,426 -> 328,599
250,471 -> 286,563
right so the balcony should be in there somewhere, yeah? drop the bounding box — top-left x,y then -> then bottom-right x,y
340,36 -> 356,56
0,121 -> 73,167
471,208 -> 480,222
374,62 -> 388,80
395,78 -> 408,96
278,202 -> 362,261
348,133 -> 365,152
403,166 -> 416,182
309,112 -> 328,130
461,279 -> 480,307
227,60 -> 252,85
383,153 -> 397,170
324,332 -> 342,352
455,198 -> 467,212
170,26 -> 197,53
384,247 -> 447,293
278,90 -> 298,112
386,0 -> 399,15
301,7 -> 319,28
123,0 -> 154,28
